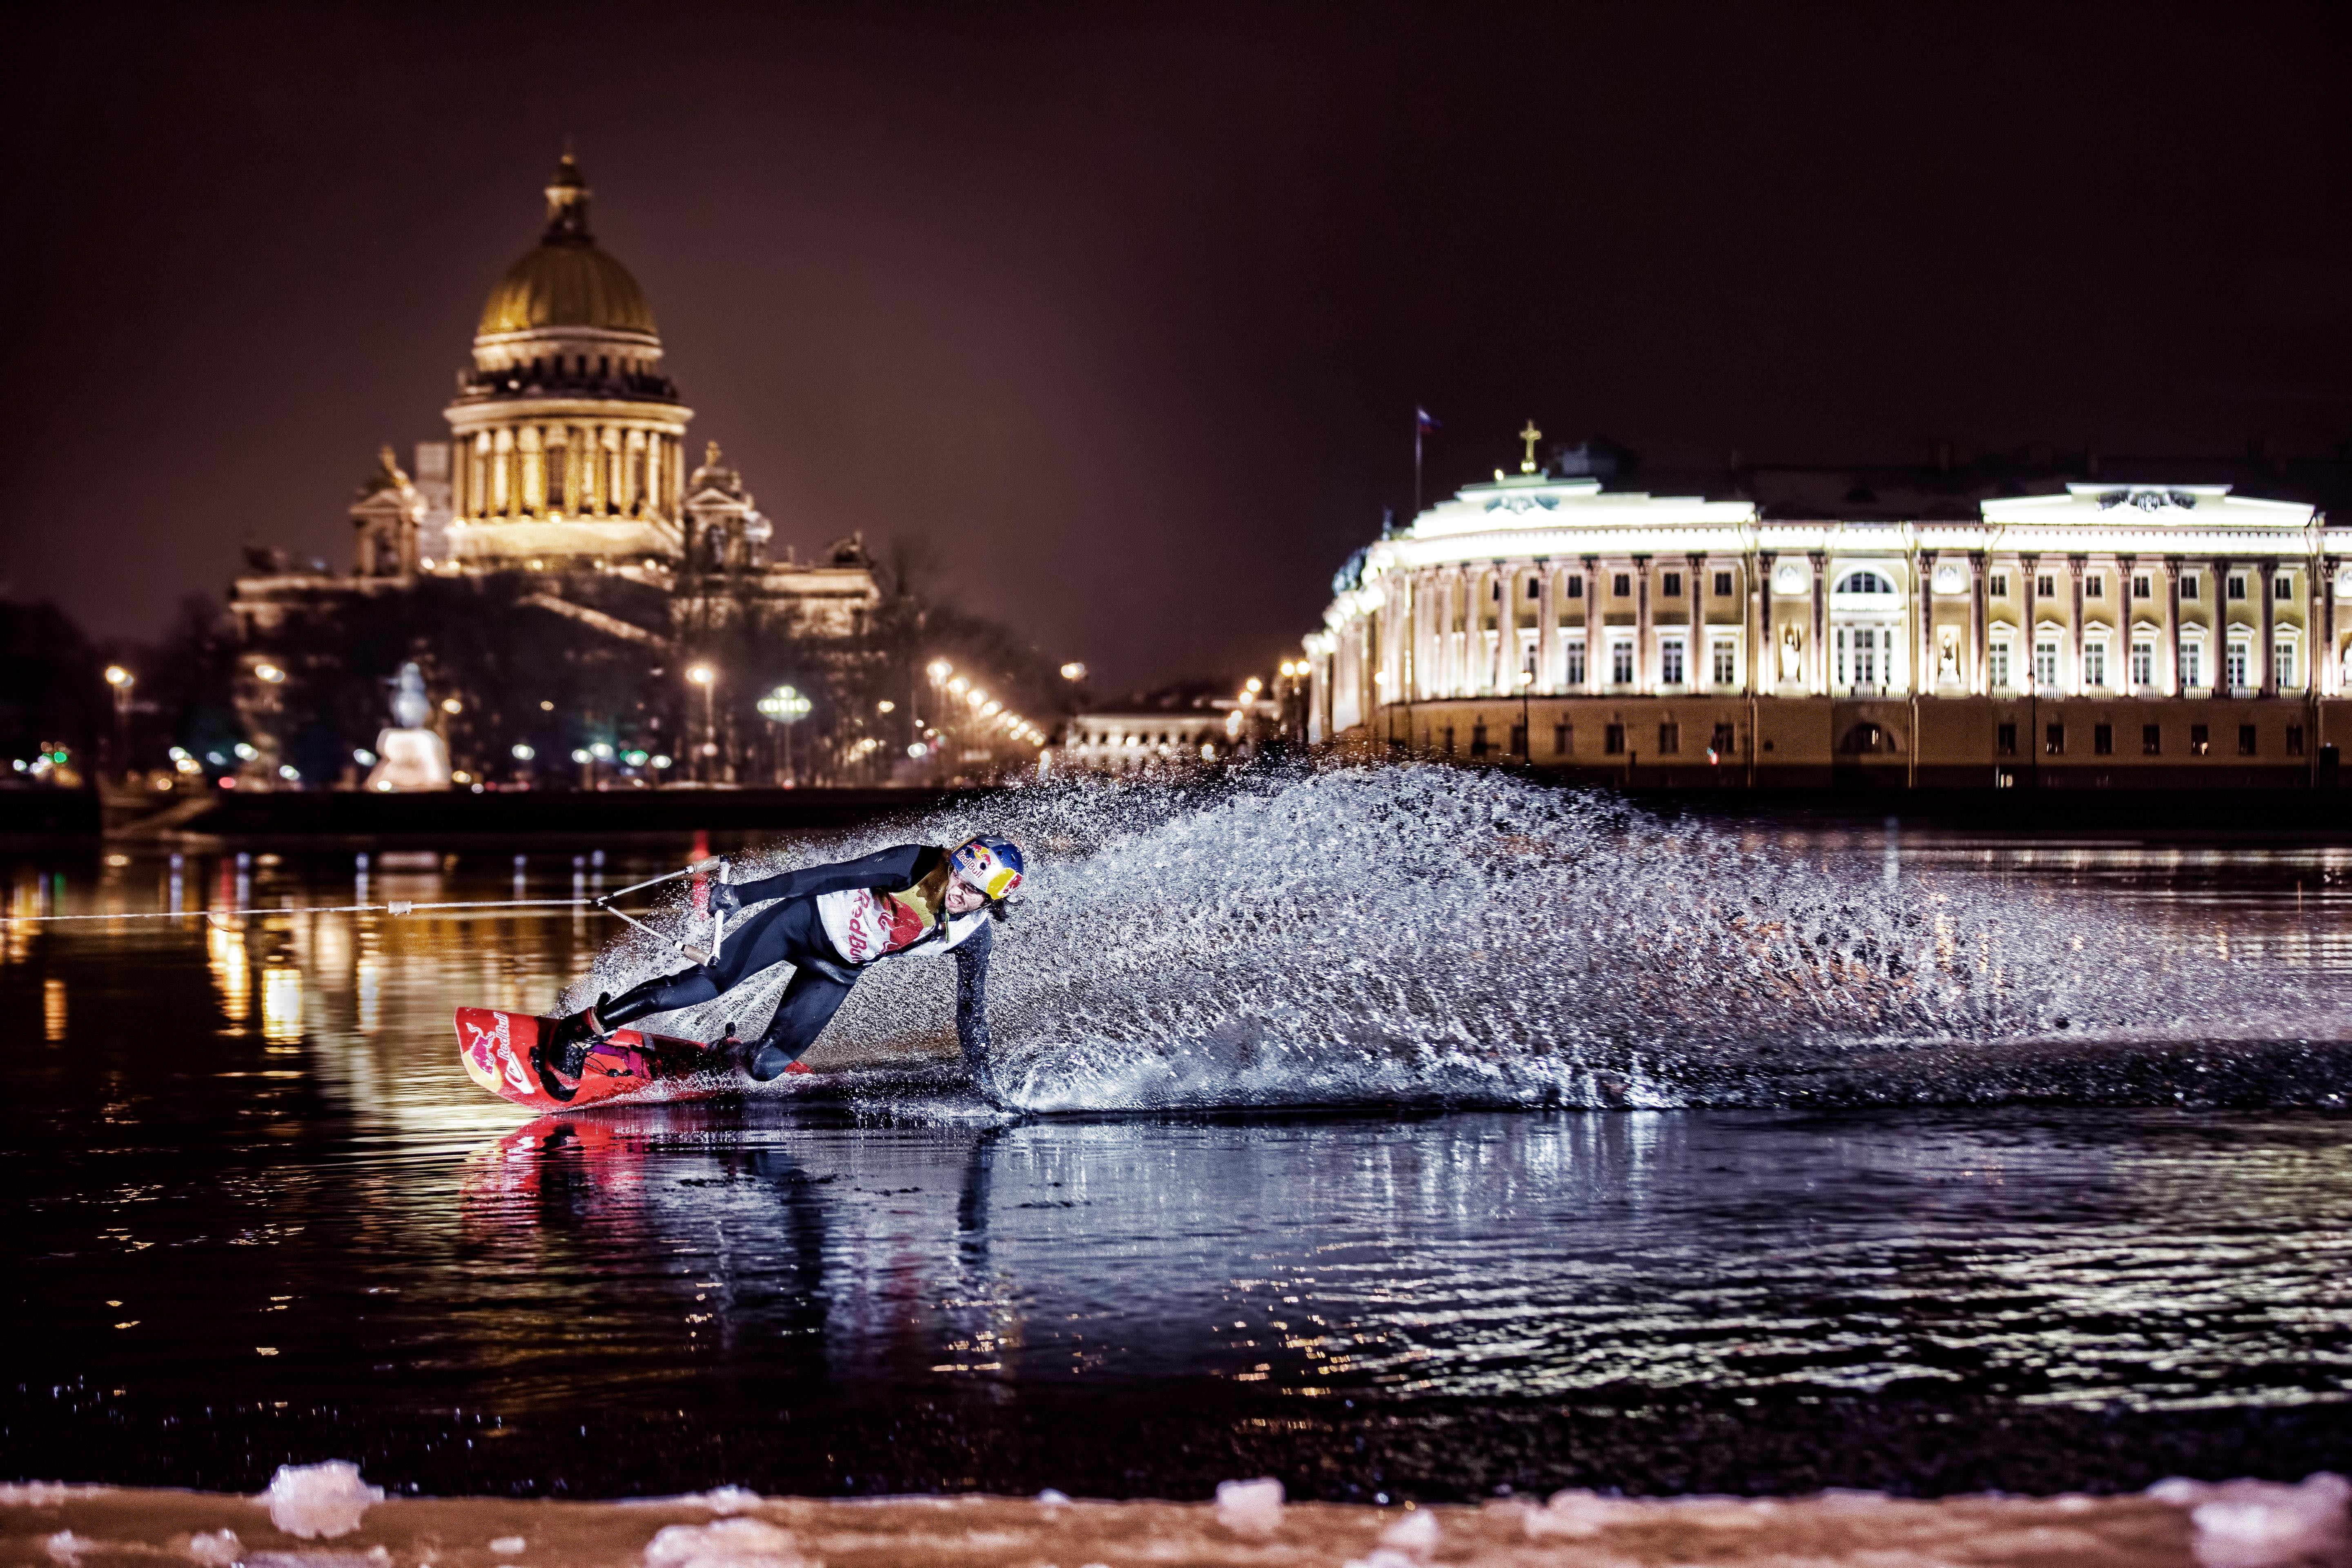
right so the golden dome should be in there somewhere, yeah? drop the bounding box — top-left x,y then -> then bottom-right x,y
477,244 -> 657,337
474,156 -> 659,340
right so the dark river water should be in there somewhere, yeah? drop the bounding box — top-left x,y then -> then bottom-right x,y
4,792 -> 2350,1501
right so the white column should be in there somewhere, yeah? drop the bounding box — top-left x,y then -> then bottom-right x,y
1537,563 -> 1558,693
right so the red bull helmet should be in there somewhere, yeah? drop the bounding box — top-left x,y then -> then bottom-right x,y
950,835 -> 1025,901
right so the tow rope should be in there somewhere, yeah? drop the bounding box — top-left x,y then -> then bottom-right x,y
0,859 -> 735,964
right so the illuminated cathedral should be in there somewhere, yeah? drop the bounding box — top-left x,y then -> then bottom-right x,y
234,154 -> 878,653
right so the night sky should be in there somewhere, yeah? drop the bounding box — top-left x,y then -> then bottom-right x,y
6,3 -> 2346,692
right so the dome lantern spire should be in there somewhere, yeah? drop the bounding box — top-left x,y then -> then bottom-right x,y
542,152 -> 592,245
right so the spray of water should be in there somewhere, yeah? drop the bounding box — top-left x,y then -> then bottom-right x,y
577,764 -> 2350,1112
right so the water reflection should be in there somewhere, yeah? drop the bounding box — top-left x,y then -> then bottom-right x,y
2,835 -> 2349,1498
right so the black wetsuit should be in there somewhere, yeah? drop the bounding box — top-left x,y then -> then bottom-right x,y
591,844 -> 998,1088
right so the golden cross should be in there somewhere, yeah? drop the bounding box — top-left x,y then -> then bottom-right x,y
1518,420 -> 1542,474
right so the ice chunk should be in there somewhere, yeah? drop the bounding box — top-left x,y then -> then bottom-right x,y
185,1530 -> 241,1566
1341,1551 -> 1421,1568
1524,1488 -> 1642,1539
1377,1507 -> 1439,1557
641,1517 -> 812,1568
1035,1488 -> 1071,1505
45,1532 -> 93,1564
490,1537 -> 528,1554
1214,1477 -> 1284,1538
262,1461 -> 383,1541
2149,1472 -> 2350,1568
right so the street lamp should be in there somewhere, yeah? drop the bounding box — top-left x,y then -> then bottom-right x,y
757,684 -> 813,785
1060,662 -> 1087,682
104,666 -> 134,780
686,663 -> 717,782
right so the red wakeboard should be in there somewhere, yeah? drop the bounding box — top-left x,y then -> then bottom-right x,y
455,1005 -> 737,1112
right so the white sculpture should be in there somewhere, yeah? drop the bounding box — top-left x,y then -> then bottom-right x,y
1778,624 -> 1803,682
364,663 -> 452,791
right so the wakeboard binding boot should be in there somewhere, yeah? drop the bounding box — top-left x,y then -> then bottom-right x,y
533,992 -> 614,1100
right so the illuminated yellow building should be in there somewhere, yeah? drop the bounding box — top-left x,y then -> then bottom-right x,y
1305,438 -> 2352,786
440,155 -> 692,571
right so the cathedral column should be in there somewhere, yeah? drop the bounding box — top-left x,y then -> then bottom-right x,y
1536,561 -> 1557,694
2021,555 -> 2039,692
2325,557 -> 2341,697
1687,552 -> 1706,690
1630,557 -> 1651,693
1970,553 -> 1987,694
2163,558 -> 2181,696
1575,558 -> 1594,692
2213,557 -> 2232,692
2068,556 -> 2086,696
1808,551 -> 1826,695
2259,560 -> 2277,697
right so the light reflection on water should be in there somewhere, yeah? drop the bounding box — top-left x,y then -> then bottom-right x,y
0,832 -> 2348,1498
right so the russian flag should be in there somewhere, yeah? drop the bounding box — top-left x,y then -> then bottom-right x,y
1416,408 -> 1443,433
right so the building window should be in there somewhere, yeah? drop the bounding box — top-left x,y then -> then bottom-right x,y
2133,573 -> 2153,600
2227,574 -> 2247,601
1990,572 -> 2009,597
2045,723 -> 2065,756
2189,724 -> 2209,756
1470,722 -> 1489,757
1712,640 -> 1736,685
1509,722 -> 1528,757
1713,570 -> 1733,597
2085,643 -> 2107,688
2287,724 -> 2305,757
1709,722 -> 1735,758
2036,572 -> 2056,598
1604,723 -> 1626,755
2086,572 -> 2104,599
2131,641 -> 2154,687
2274,641 -> 2296,688
2183,642 -> 2203,688
2238,724 -> 2257,757
1613,572 -> 1631,597
1565,641 -> 1587,686
1838,626 -> 1879,687
1990,643 -> 2011,688
1554,722 -> 1571,756
1611,641 -> 1634,685
1662,571 -> 1683,597
1658,721 -> 1680,755
2226,642 -> 2249,690
1490,579 -> 1502,601
1997,722 -> 2017,757
2035,640 -> 2059,689
1526,577 -> 1541,600
2273,573 -> 2294,601
1660,637 -> 1685,685
1442,726 -> 1455,756
1565,576 -> 1584,599
543,447 -> 567,506
2142,723 -> 2161,755
2180,571 -> 2200,601
2094,723 -> 2114,756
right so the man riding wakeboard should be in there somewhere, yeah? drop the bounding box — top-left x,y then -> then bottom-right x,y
538,835 -> 1025,1104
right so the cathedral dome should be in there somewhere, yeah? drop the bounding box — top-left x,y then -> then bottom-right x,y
478,244 -> 656,338
474,156 -> 659,341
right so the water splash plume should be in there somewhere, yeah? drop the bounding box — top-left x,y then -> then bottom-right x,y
576,764 -> 2351,1113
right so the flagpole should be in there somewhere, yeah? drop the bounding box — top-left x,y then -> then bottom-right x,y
1413,410 -> 1424,518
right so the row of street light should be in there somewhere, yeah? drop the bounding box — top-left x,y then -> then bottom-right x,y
922,659 -> 1048,757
